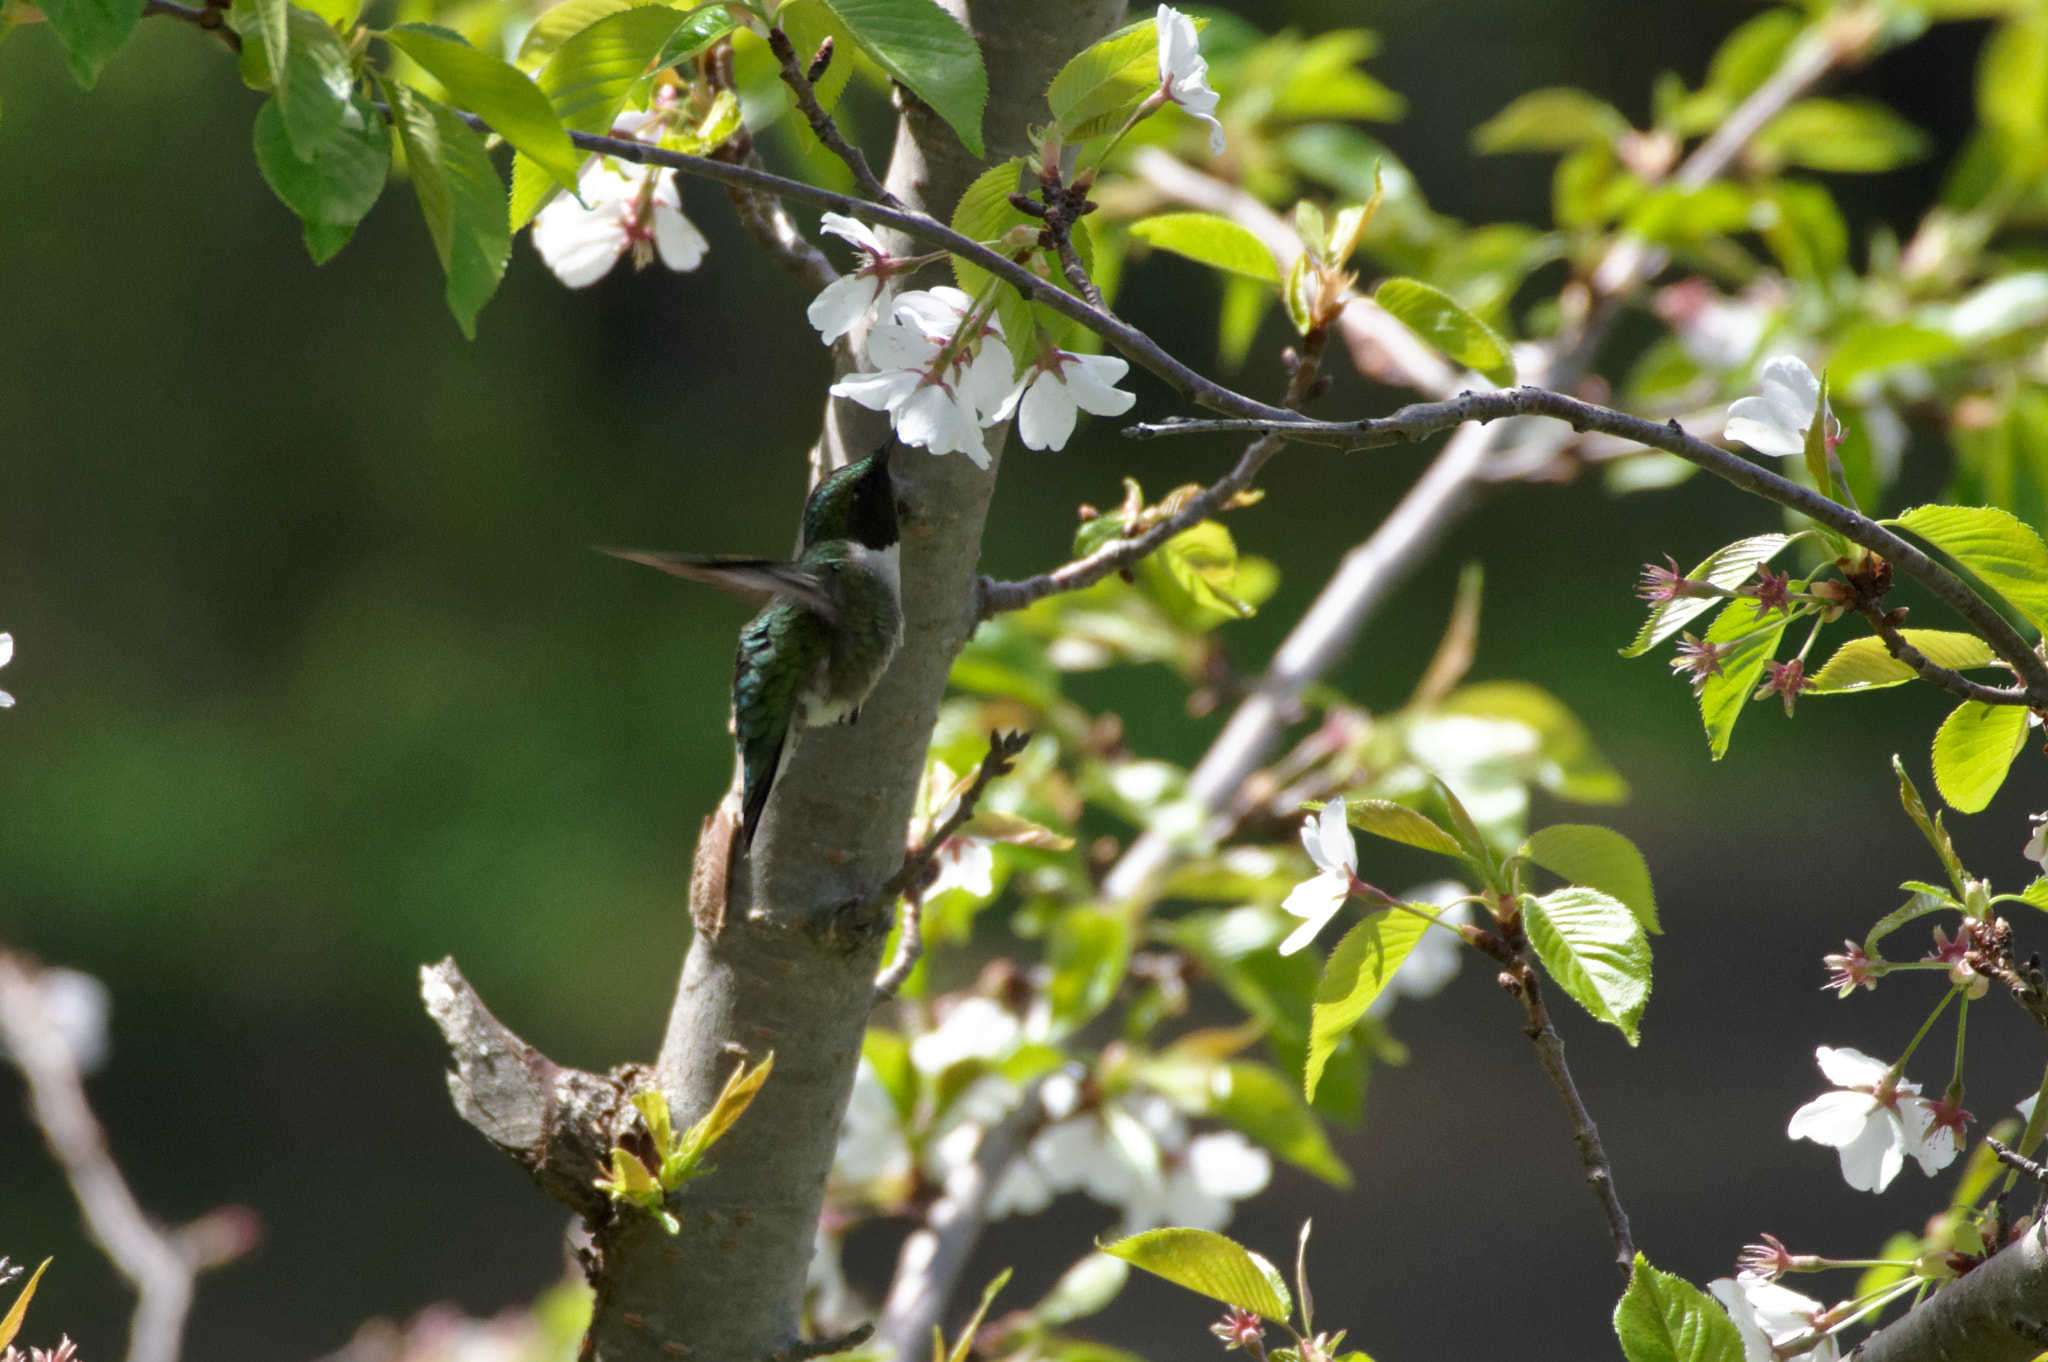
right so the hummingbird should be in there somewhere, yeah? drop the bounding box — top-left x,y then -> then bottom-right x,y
605,449 -> 903,848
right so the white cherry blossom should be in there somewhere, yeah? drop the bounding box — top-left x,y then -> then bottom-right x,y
1279,797 -> 1358,956
1786,1046 -> 1951,1192
807,213 -> 896,344
0,632 -> 14,708
1710,1276 -> 1839,1362
1156,6 -> 1225,155
1122,1130 -> 1272,1232
2025,814 -> 2048,873
531,155 -> 708,288
831,287 -> 1014,465
988,349 -> 1136,451
1725,355 -> 1823,457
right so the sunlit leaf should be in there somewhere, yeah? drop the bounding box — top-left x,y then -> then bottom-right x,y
1694,598 -> 1790,761
1931,699 -> 2030,813
1129,213 -> 1280,282
1520,887 -> 1650,1043
1341,799 -> 1462,857
1522,824 -> 1658,934
1613,1255 -> 1744,1362
1890,504 -> 2048,635
387,25 -> 581,191
1047,16 -> 1161,142
1374,276 -> 1514,385
1472,87 -> 1627,153
1305,909 -> 1431,1099
1100,1228 -> 1292,1321
1806,631 -> 2001,694
1894,755 -> 1968,892
0,1259 -> 50,1350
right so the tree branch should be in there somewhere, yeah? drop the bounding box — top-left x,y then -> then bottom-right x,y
766,27 -> 899,208
704,41 -> 838,290
978,324 -> 1332,616
872,730 -> 1032,1000
141,0 -> 241,52
1128,387 -> 2048,700
448,114 -> 1302,427
0,949 -> 258,1362
1855,599 -> 2030,707
1852,1218 -> 2048,1362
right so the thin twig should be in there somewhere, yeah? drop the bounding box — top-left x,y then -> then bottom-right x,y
872,731 -> 1030,1000
703,41 -> 837,290
445,112 -> 1304,427
772,1322 -> 876,1362
1989,1138 -> 2048,1186
0,950 -> 258,1362
1126,388 -> 2048,700
1856,599 -> 2028,707
765,27 -> 898,208
979,325 -> 1331,617
1464,924 -> 1634,1273
1020,164 -> 1106,311
141,0 -> 241,51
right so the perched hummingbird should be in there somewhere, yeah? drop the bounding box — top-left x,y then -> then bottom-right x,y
606,449 -> 903,847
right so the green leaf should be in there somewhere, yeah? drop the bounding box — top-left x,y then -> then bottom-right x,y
38,0 -> 139,86
1208,1061 -> 1352,1187
1282,251 -> 1316,335
512,4 -> 695,226
2021,876 -> 2048,911
1520,887 -> 1651,1043
1472,87 -> 1627,153
1218,273 -> 1274,369
252,0 -> 289,92
1134,520 -> 1265,630
1753,98 -> 1931,173
1865,890 -> 1952,956
1829,321 -> 1962,387
1047,16 -> 1160,143
1047,905 -> 1131,1036
1695,597 -> 1790,761
273,5 -> 356,161
1438,680 -> 1629,804
816,0 -> 987,157
253,95 -> 389,263
1375,277 -> 1515,385
949,156 -> 1032,300
1891,504 -> 2048,635
1100,1228 -> 1292,1321
518,0 -> 657,67
386,26 -> 581,192
1341,799 -> 1462,857
1806,630 -> 2001,694
1522,824 -> 1658,934
1894,755 -> 1968,893
1931,699 -> 2030,813
1306,910 -> 1432,1099
1613,1255 -> 1745,1362
432,98 -> 511,336
1129,213 -> 1280,283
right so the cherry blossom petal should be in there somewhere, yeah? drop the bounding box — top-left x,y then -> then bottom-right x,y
819,211 -> 887,257
1787,1089 -> 1883,1148
1016,371 -> 1079,451
897,384 -> 987,463
1156,5 -> 1225,154
651,198 -> 709,272
1726,356 -> 1821,456
1278,871 -> 1349,955
1814,1045 -> 1892,1090
1834,1106 -> 1907,1192
531,191 -> 631,287
1311,797 -> 1357,875
830,368 -> 923,414
958,336 -> 1018,419
807,274 -> 885,343
1060,352 -> 1138,416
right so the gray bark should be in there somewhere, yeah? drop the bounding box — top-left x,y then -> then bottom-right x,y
488,5 -> 1123,1358
1853,1222 -> 2048,1362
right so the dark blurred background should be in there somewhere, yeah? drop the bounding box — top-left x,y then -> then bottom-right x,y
3,1 -> 2044,1356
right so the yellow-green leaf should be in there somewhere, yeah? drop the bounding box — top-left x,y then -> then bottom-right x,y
1374,276 -> 1515,385
1806,630 -> 2001,694
1341,799 -> 1462,856
387,25 -> 581,191
1100,1228 -> 1292,1320
1520,887 -> 1650,1043
1620,534 -> 1792,658
0,1259 -> 50,1350
1129,212 -> 1280,283
1522,824 -> 1659,934
1306,910 -> 1432,1099
1891,504 -> 2048,636
1931,699 -> 2030,813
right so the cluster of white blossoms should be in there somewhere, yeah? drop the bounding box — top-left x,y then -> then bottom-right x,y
532,99 -> 709,289
832,991 -> 1270,1236
1786,1047 -> 1962,1193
